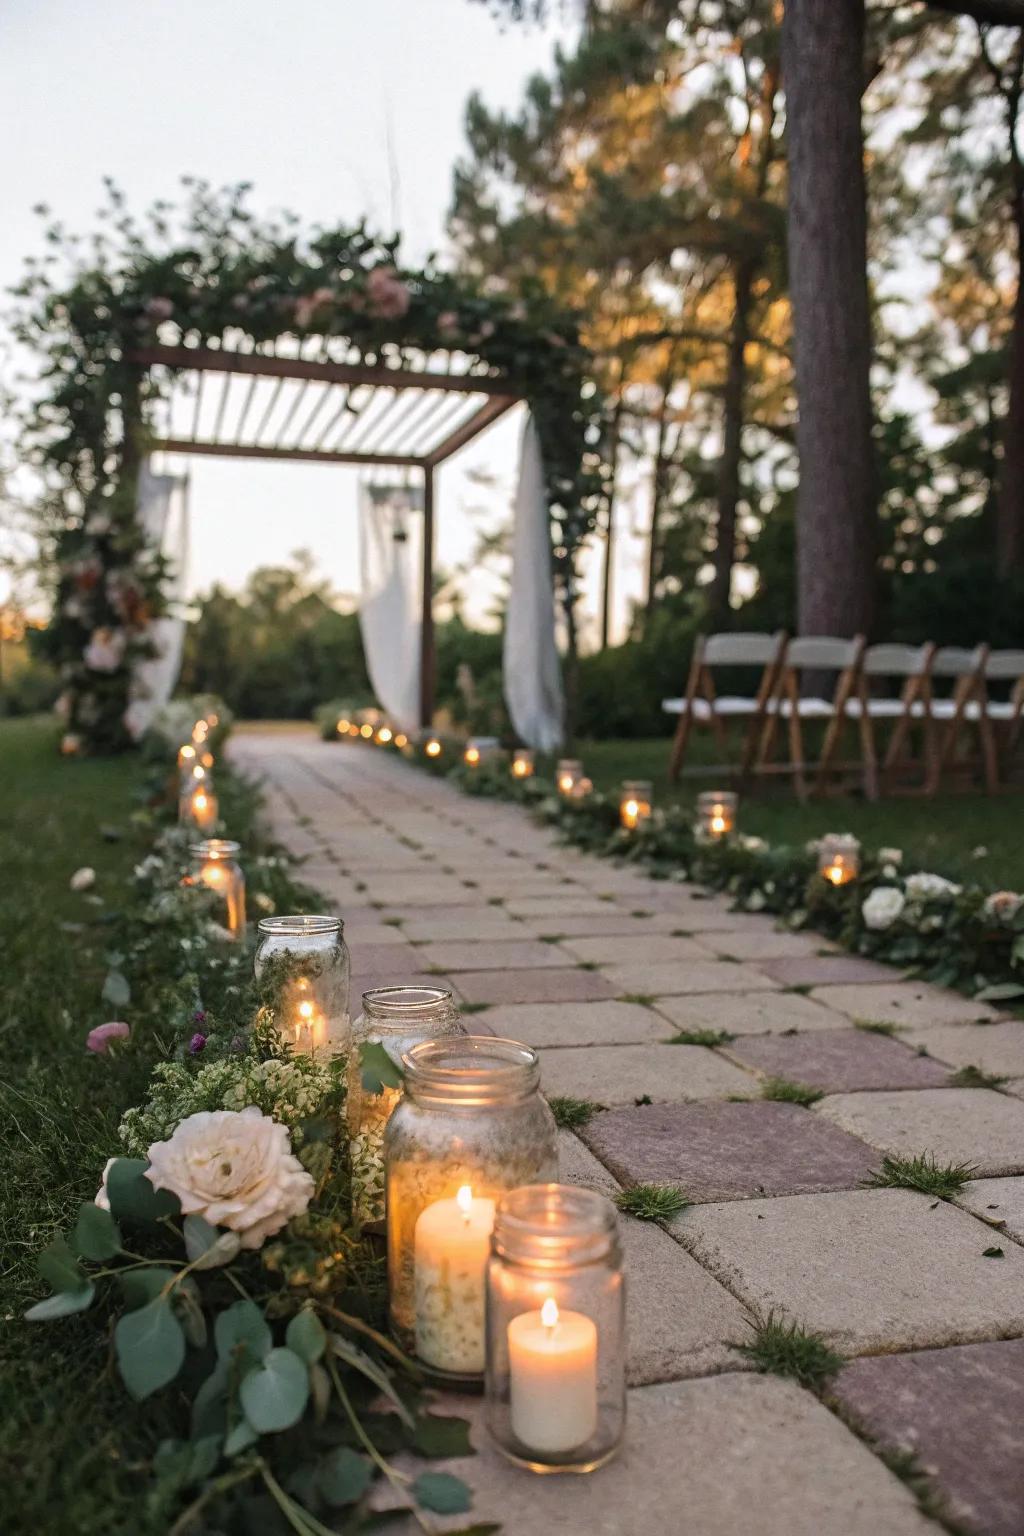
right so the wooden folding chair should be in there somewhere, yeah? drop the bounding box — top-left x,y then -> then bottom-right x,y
841,642 -> 936,798
922,645 -> 990,795
665,631 -> 786,785
756,635 -> 865,801
981,649 -> 1024,791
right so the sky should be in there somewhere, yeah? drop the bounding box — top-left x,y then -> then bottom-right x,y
1,0 -> 645,641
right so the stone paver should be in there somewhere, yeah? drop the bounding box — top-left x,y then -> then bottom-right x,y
602,959 -> 779,997
558,933 -> 713,964
696,928 -> 827,960
372,1375 -> 935,1535
452,966 -> 618,1006
955,1176 -> 1024,1244
398,909 -> 524,941
725,1029 -> 951,1092
654,988 -> 852,1035
518,910 -> 700,938
757,954 -> 896,987
480,999 -> 669,1048
833,1341 -> 1024,1536
816,1088 -> 1024,1175
674,1188 -> 1024,1352
541,1043 -> 755,1106
582,1101 -> 877,1200
810,981 -> 999,1027
902,1020 -> 1024,1078
503,895 -> 618,918
415,939 -> 573,971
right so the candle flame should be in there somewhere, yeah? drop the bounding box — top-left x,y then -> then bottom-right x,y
298,1000 -> 314,1020
826,863 -> 846,886
180,744 -> 195,761
426,738 -> 442,757
465,747 -> 480,765
625,799 -> 639,818
456,1185 -> 473,1218
711,814 -> 726,835
360,723 -> 373,738
558,775 -> 573,793
541,1297 -> 559,1329
193,764 -> 206,781
193,793 -> 208,812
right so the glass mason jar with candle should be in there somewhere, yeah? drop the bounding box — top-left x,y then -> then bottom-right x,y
348,987 -> 466,1228
180,771 -> 219,832
464,736 -> 500,768
189,839 -> 246,941
254,915 -> 351,1057
385,1037 -> 558,1384
619,780 -> 653,831
485,1184 -> 625,1474
695,789 -> 738,844
511,748 -> 535,780
555,759 -> 583,796
818,833 -> 861,887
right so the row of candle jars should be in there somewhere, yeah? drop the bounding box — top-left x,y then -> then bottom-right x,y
179,760 -> 219,832
382,1035 -> 626,1472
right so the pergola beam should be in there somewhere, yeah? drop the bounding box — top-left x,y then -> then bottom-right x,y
127,345 -> 523,399
425,395 -> 518,465
150,438 -> 429,469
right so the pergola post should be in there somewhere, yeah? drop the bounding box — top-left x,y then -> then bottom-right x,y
419,465 -> 436,729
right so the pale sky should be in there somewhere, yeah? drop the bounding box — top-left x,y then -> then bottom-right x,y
0,0 -> 648,642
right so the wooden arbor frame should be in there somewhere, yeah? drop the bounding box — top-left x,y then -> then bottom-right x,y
127,342 -> 525,727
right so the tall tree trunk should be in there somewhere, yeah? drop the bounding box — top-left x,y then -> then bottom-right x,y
783,0 -> 877,637
645,376 -> 672,620
600,393 -> 624,649
708,258 -> 755,625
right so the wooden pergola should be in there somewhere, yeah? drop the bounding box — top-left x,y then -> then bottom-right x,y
127,339 -> 526,726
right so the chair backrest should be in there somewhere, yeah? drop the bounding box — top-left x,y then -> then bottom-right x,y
931,645 -> 985,679
784,635 -> 863,671
861,642 -> 932,678
985,649 -> 1024,680
703,631 -> 784,667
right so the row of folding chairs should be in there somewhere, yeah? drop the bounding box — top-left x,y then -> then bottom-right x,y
664,632 -> 1024,799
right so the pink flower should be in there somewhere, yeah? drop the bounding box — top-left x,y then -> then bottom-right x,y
365,266 -> 410,321
83,627 -> 126,673
87,1021 -> 130,1054
294,286 -> 335,329
145,296 -> 173,322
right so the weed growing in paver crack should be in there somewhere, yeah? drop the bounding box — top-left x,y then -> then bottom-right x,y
667,1028 -> 735,1047
619,993 -> 656,1008
382,916 -> 404,928
853,1018 -> 900,1036
865,1153 -> 976,1199
539,934 -> 565,944
630,909 -> 652,919
948,1064 -> 1010,1090
487,897 -> 504,907
734,1312 -> 843,1389
577,961 -> 599,971
460,1001 -> 492,1015
548,1096 -> 604,1129
615,1185 -> 688,1221
670,928 -> 693,938
760,1076 -> 823,1108
782,983 -> 813,995
424,964 -> 447,976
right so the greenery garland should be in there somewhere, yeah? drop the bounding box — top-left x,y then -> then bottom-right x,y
15,180 -> 603,754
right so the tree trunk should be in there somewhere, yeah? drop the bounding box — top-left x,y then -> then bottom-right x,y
997,196 -> 1024,575
708,258 -> 755,625
645,378 -> 672,620
783,0 -> 877,637
600,394 -> 624,649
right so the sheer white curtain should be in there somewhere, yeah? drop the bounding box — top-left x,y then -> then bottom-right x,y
357,481 -> 422,732
503,414 -> 564,751
125,461 -> 190,741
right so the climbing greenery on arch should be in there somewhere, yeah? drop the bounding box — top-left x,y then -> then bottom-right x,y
14,180 -> 603,753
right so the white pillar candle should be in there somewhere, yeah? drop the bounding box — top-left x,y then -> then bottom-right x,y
508,1298 -> 598,1455
414,1185 -> 496,1373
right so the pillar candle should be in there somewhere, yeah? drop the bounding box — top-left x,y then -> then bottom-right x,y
508,1298 -> 598,1454
414,1185 -> 496,1373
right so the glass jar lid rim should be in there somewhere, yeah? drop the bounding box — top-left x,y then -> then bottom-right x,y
257,914 -> 343,935
492,1183 -> 618,1264
362,985 -> 454,1015
401,1034 -> 538,1087
189,838 -> 240,857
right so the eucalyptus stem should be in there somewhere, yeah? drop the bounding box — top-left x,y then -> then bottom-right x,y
259,1463 -> 339,1536
327,1356 -> 433,1534
167,1462 -> 257,1536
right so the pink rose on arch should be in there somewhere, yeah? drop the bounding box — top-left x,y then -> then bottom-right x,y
84,627 -> 126,673
87,1021 -> 130,1054
366,266 -> 410,321
294,286 -> 335,329
145,296 -> 173,322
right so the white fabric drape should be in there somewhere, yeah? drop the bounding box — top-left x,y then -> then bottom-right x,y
125,461 -> 190,741
503,415 -> 564,751
357,482 -> 422,732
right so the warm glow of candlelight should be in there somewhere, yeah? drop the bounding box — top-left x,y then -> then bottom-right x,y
337,718 -> 350,735
425,738 -> 442,758
378,726 -> 393,744
395,733 -> 408,748
465,746 -> 480,766
558,775 -> 573,793
711,813 -> 726,835
178,744 -> 195,764
825,861 -> 853,886
192,720 -> 209,744
457,1184 -> 473,1218
360,723 -> 374,739
541,1296 -> 559,1330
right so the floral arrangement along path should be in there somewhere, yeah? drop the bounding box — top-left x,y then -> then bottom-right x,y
232,728 -> 1024,1536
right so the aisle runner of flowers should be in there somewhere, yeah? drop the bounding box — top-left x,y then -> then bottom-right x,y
27,706 -> 485,1536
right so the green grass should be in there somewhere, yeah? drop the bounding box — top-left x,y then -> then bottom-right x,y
948,1063 -> 1009,1089
865,1153 -> 976,1198
760,1076 -> 824,1107
619,992 -> 656,1008
547,1095 -> 603,1129
614,1184 -> 688,1221
666,1027 -> 734,1047
558,737 -> 1024,889
853,1018 -> 901,1036
459,1000 -> 492,1015
735,1312 -> 843,1390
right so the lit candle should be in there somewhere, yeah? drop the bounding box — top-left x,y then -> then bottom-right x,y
192,719 -> 209,745
556,759 -> 583,797
465,744 -> 481,767
192,839 -> 246,940
696,790 -> 737,843
377,726 -> 393,745
425,737 -> 442,759
818,834 -> 860,887
414,1184 -> 496,1374
189,787 -> 218,832
394,732 -> 408,749
511,749 -> 535,779
336,717 -> 350,736
178,743 -> 196,769
619,780 -> 652,831
508,1297 -> 598,1455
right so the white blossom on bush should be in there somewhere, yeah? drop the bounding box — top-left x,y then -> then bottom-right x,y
83,626 -> 126,673
862,887 -> 907,931
905,872 -> 962,901
983,890 -> 1023,924
878,847 -> 903,867
70,866 -> 96,891
739,835 -> 768,853
145,1106 -> 314,1250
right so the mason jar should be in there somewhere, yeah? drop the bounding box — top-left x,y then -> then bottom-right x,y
485,1184 -> 626,1473
694,790 -> 738,844
619,780 -> 653,831
254,915 -> 351,1057
348,986 -> 465,1227
385,1037 -> 558,1383
189,838 -> 246,941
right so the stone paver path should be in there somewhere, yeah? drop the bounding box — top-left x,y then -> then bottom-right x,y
232,730 -> 1024,1535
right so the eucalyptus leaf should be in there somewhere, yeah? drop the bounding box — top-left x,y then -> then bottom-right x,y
119,1266 -> 178,1311
975,982 -> 1024,1002
184,1214 -> 241,1269
72,1201 -> 121,1261
38,1237 -> 87,1294
412,1471 -> 473,1515
25,1284 -> 96,1321
191,1361 -> 229,1440
105,1158 -> 181,1224
413,1413 -> 475,1459
317,1446 -> 373,1506
115,1296 -> 186,1400
286,1307 -> 326,1364
239,1347 -> 309,1433
175,1278 -> 208,1349
360,1040 -> 404,1095
102,968 -> 131,1008
224,1418 -> 260,1457
214,1300 -> 272,1366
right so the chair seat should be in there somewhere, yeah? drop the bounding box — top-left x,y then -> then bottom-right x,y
843,699 -> 907,719
661,696 -> 759,719
765,697 -> 833,718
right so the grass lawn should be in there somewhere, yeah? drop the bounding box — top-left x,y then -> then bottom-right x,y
572,737 -> 1024,890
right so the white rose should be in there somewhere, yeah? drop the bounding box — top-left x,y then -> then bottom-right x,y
70,866 -> 96,891
983,890 -> 1023,923
862,887 -> 906,931
905,872 -> 962,901
145,1106 -> 314,1250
